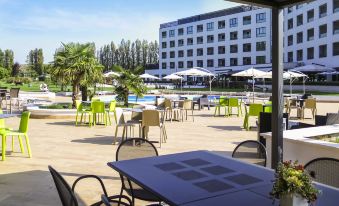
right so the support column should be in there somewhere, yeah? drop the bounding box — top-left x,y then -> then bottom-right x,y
271,7 -> 284,169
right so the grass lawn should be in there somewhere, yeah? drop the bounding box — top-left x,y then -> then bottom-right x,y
0,81 -> 68,92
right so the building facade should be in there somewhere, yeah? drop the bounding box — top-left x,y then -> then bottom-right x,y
146,0 -> 339,78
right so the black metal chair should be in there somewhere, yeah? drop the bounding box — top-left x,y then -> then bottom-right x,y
116,138 -> 162,205
48,166 -> 132,206
304,158 -> 339,188
232,140 -> 267,167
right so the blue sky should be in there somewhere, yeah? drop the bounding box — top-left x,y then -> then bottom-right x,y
0,0 -> 240,63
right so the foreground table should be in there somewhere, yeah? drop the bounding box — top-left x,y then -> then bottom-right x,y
108,151 -> 339,206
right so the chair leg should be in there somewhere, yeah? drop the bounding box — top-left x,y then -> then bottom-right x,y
18,136 -> 25,154
113,126 -> 118,145
192,110 -> 194,122
24,134 -> 32,158
2,135 -> 5,161
75,113 -> 79,125
12,136 -> 14,151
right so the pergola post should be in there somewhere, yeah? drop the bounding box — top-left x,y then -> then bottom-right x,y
271,7 -> 284,169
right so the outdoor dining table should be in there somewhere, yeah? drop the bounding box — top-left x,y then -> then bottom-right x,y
107,150 -> 339,206
0,114 -> 18,119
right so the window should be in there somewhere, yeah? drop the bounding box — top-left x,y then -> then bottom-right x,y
319,4 -> 327,18
207,47 -> 214,55
162,42 -> 167,49
162,31 -> 167,38
256,56 -> 266,64
319,24 -> 327,38
333,42 -> 339,56
170,51 -> 175,58
187,49 -> 193,57
161,52 -> 167,59
187,26 -> 193,34
178,50 -> 184,58
307,47 -> 314,59
169,30 -> 175,37
243,43 -> 251,52
256,42 -> 266,51
307,9 -> 314,22
187,61 -> 193,68
161,62 -> 166,69
297,32 -> 303,44
287,18 -> 293,30
197,48 -> 203,56
207,59 -> 214,67
243,29 -> 251,39
333,20 -> 339,35
178,39 -> 184,47
230,45 -> 238,53
170,41 -> 175,48
207,22 -> 214,31
178,61 -> 184,68
218,59 -> 225,67
230,18 -> 238,27
187,38 -> 193,45
218,46 -> 226,54
197,36 -> 203,44
256,13 -> 266,23
297,50 -> 303,61
335,0 -> 339,13
178,28 -> 184,36
207,35 -> 214,43
297,14 -> 303,26
197,24 -> 203,32
218,20 -> 225,29
218,33 -> 225,42
243,57 -> 251,65
256,27 -> 266,37
288,7 -> 293,13
287,52 -> 293,62
288,35 -> 293,46
170,62 -> 175,69
230,58 -> 238,66
243,16 -> 251,25
197,60 -> 203,67
319,45 -> 327,58
307,28 -> 314,41
230,31 -> 238,40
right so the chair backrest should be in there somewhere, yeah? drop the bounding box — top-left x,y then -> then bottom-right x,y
264,105 -> 272,113
183,100 -> 193,110
219,96 -> 228,106
156,98 -> 165,107
10,88 -> 20,98
115,108 -> 125,125
19,111 -> 30,133
142,110 -> 160,127
0,109 -> 5,129
326,113 -> 339,125
258,112 -> 289,146
304,158 -> 339,188
199,97 -> 209,105
91,101 -> 105,113
131,105 -> 144,121
228,98 -> 239,107
164,99 -> 172,109
108,100 -> 116,112
248,104 -> 263,116
75,100 -> 83,112
304,98 -> 316,109
286,99 -> 297,107
48,166 -> 78,206
232,140 -> 267,167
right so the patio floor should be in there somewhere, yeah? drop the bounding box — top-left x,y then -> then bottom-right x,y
0,101 -> 337,206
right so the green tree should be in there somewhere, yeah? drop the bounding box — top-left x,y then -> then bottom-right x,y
0,49 -> 4,68
4,49 -> 14,70
11,62 -> 20,76
52,42 -> 103,106
112,65 -> 147,107
27,48 -> 44,75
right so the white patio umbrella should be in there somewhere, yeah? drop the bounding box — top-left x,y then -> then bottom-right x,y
139,73 -> 160,80
292,64 -> 334,73
103,71 -> 120,77
163,74 -> 183,80
173,67 -> 215,92
232,67 -> 267,102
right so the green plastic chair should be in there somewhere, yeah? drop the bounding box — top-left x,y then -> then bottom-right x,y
264,101 -> 272,113
243,104 -> 263,131
0,110 -> 11,130
106,100 -> 117,125
214,96 -> 229,117
75,100 -> 91,126
89,101 -> 109,126
228,98 -> 242,117
1,111 -> 31,161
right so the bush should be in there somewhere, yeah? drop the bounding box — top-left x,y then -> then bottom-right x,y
5,77 -> 32,84
0,67 -> 10,80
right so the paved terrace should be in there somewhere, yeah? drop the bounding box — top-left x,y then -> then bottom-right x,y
0,102 -> 338,206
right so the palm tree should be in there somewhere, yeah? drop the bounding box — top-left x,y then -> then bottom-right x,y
112,65 -> 147,107
52,42 -> 103,106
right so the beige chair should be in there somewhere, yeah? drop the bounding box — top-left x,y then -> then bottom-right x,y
142,110 -> 167,147
302,98 -> 317,119
113,108 -> 138,144
180,100 -> 194,122
286,98 -> 301,118
164,99 -> 180,122
8,88 -> 21,113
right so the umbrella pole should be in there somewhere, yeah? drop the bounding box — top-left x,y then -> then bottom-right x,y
303,77 -> 306,94
252,76 -> 255,103
290,78 -> 292,95
181,78 -> 182,92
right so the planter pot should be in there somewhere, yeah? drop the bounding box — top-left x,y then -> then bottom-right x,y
280,193 -> 308,206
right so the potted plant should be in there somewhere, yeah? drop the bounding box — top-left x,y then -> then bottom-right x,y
270,161 -> 320,206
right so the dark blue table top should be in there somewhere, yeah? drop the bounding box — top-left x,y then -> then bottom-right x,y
107,151 -> 339,206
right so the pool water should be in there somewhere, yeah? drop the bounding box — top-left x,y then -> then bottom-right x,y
97,95 -> 222,103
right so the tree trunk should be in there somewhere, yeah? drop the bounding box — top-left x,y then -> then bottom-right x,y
72,77 -> 82,108
124,89 -> 129,107
81,86 -> 88,101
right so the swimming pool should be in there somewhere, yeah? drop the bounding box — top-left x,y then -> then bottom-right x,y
97,95 -> 225,103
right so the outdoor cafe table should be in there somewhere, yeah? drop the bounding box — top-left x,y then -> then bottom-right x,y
0,114 -> 18,119
107,150 -> 339,206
